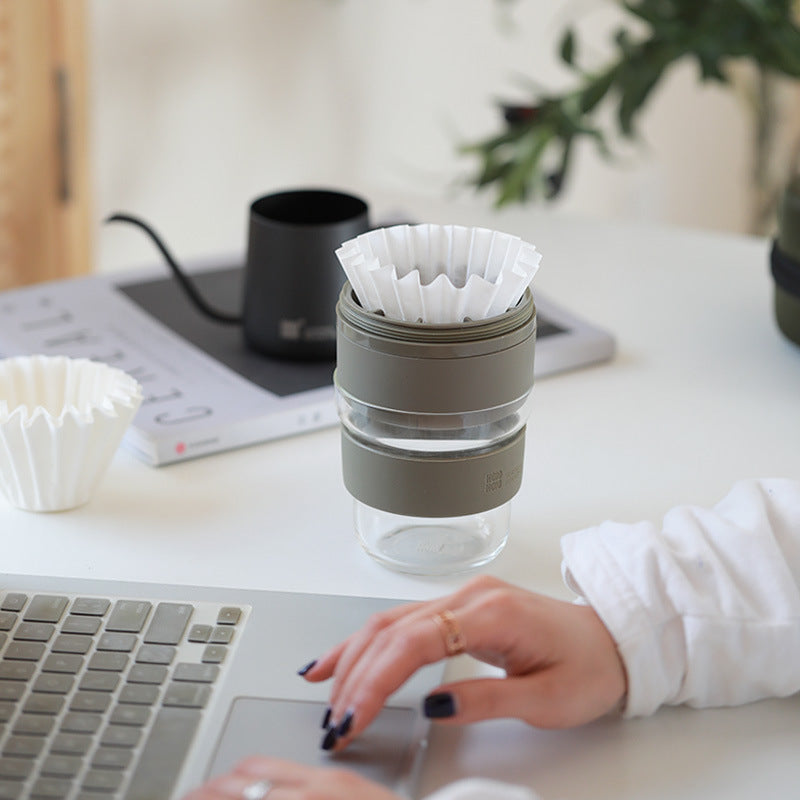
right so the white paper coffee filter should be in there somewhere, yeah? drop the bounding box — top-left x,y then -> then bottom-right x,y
0,355 -> 142,512
336,224 -> 541,323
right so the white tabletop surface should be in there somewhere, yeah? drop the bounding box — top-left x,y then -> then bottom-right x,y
3,195 -> 800,799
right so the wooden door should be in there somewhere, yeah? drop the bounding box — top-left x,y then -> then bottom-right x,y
0,0 -> 90,290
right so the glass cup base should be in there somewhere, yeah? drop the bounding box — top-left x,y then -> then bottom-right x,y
354,501 -> 510,576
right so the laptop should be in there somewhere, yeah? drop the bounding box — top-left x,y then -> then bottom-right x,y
0,574 -> 445,800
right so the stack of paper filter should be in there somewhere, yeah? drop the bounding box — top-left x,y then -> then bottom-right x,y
335,224 -> 541,323
0,355 -> 142,511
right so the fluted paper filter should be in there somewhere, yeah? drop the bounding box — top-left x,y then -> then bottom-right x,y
0,355 -> 142,512
336,224 -> 541,323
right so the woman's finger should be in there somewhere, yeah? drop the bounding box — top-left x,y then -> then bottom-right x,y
416,674 -> 570,727
326,611 -> 451,739
300,600 -> 425,687
183,756 -> 402,800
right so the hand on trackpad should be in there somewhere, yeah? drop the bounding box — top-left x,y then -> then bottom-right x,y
208,698 -> 417,789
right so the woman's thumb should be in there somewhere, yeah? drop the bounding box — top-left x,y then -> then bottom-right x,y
422,676 -> 549,725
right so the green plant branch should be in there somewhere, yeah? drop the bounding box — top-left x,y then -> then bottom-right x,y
466,0 -> 800,205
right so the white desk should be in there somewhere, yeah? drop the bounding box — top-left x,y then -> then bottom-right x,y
3,197 -> 800,799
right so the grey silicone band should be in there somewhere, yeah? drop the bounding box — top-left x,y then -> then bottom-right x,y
336,286 -> 536,413
341,426 -> 526,517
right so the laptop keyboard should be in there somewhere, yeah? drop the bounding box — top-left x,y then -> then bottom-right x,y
0,590 -> 247,800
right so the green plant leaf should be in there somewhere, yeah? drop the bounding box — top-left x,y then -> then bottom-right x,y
560,28 -> 576,67
579,67 -> 618,113
464,0 -> 800,205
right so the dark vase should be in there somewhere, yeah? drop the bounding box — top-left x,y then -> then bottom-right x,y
771,176 -> 800,348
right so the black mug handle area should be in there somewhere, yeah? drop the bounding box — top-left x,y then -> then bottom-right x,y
105,213 -> 242,324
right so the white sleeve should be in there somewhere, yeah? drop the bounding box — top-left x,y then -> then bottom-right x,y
423,778 -> 540,800
560,478 -> 800,718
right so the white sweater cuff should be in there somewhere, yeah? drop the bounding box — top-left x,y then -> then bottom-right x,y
560,479 -> 800,718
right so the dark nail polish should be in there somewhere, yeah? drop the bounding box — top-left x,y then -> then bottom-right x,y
321,706 -> 332,729
321,726 -> 338,751
297,660 -> 317,676
423,692 -> 456,719
336,710 -> 354,738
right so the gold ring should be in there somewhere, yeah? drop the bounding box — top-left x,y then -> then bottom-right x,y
431,609 -> 466,656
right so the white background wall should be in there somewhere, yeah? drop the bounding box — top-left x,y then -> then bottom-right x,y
89,0 -> 754,272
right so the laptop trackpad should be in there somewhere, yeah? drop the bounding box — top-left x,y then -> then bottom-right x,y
208,697 -> 418,788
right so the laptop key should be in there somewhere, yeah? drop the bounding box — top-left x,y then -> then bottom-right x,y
216,606 -> 242,625
97,632 -> 137,652
187,624 -> 212,642
135,644 -> 175,665
125,707 -> 201,800
0,663 -> 35,682
78,672 -> 119,693
173,663 -> 219,683
50,733 -> 93,755
82,769 -> 123,792
70,597 -> 110,616
0,595 -> 27,613
4,642 -> 45,661
0,683 -> 24,703
3,735 -> 45,758
30,777 -> 72,798
60,615 -> 101,636
106,600 -> 152,633
201,644 -> 226,664
91,747 -> 132,770
99,724 -> 140,748
127,664 -> 167,685
23,596 -> 68,624
119,684 -> 159,705
109,705 -> 150,727
23,695 -> 64,715
0,612 -> 16,631
12,714 -> 54,737
0,757 -> 29,778
0,779 -> 23,800
0,704 -> 13,723
33,673 -> 74,694
42,654 -> 83,674
144,602 -> 193,645
60,712 -> 102,734
40,754 -> 83,777
209,626 -> 234,644
87,652 -> 128,672
69,692 -> 111,714
75,795 -> 115,800
51,634 -> 91,655
163,681 -> 211,709
12,622 -> 54,642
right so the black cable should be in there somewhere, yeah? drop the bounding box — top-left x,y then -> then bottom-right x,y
105,213 -> 243,324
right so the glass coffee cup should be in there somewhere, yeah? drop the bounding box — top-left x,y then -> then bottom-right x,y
335,283 -> 536,575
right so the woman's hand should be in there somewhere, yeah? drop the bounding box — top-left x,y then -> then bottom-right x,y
182,756 -> 402,800
303,575 -> 627,750
182,576 -> 626,799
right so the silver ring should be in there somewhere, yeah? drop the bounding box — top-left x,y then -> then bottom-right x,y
242,780 -> 273,800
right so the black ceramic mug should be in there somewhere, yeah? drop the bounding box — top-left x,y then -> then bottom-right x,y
107,188 -> 370,360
